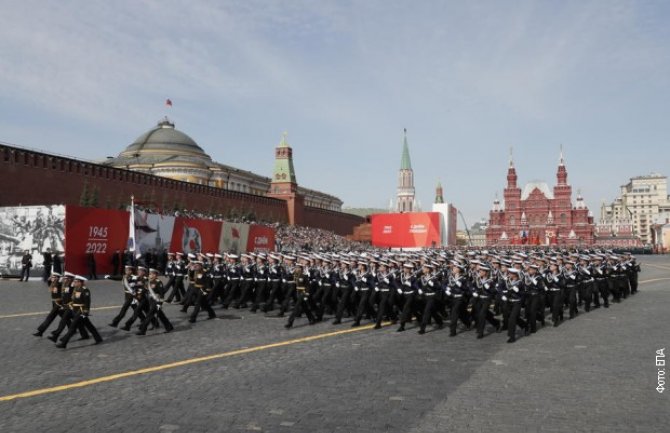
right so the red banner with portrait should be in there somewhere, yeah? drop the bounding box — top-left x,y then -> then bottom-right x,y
370,212 -> 441,248
64,206 -> 129,276
170,217 -> 222,254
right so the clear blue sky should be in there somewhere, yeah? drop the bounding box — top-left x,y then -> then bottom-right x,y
1,1 -> 669,226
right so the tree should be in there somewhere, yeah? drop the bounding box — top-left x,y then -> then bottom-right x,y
79,181 -> 90,206
89,185 -> 99,208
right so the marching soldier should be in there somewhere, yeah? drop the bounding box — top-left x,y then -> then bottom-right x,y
445,261 -> 471,337
505,269 -> 527,343
417,263 -> 444,335
545,260 -> 565,326
109,265 -> 146,327
285,261 -> 316,328
351,261 -> 376,327
55,275 -> 103,348
33,272 -> 63,337
373,261 -> 397,329
189,261 -> 217,322
137,268 -> 174,335
396,263 -> 419,332
472,265 -> 500,339
120,266 -> 153,331
48,272 -> 90,342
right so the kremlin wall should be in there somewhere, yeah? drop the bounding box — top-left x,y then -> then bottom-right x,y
0,120 -> 364,236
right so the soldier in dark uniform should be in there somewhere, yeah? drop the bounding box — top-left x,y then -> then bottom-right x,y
237,254 -> 256,309
625,253 -> 641,294
445,261 -> 472,337
351,261 -> 376,327
48,272 -> 90,342
524,264 -> 545,333
278,255 -> 298,317
165,252 -> 187,303
222,254 -> 241,309
578,255 -> 595,312
396,263 -> 418,332
55,275 -> 102,348
137,268 -> 174,335
285,262 -> 316,328
545,260 -> 565,326
592,255 -> 609,308
109,265 -> 146,327
162,252 -> 177,300
472,265 -> 500,339
120,266 -> 153,331
373,261 -> 397,329
332,260 -> 355,324
189,261 -> 217,322
315,258 -> 337,322
417,263 -> 444,334
208,253 -> 226,306
505,269 -> 527,343
563,259 -> 580,319
250,254 -> 268,313
33,272 -> 63,337
263,254 -> 283,313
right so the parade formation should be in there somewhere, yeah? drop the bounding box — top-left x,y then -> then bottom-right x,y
32,247 -> 641,347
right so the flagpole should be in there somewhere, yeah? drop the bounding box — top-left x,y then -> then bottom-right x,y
128,195 -> 136,253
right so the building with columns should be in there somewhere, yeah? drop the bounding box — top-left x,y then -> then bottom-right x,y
101,118 -> 342,211
600,173 -> 670,245
486,150 -> 595,246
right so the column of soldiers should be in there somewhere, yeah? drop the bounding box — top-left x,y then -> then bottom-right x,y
33,247 -> 641,347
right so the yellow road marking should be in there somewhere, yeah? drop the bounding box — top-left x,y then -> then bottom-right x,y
641,263 -> 670,271
639,277 -> 670,284
0,323 -> 386,402
0,305 -> 120,319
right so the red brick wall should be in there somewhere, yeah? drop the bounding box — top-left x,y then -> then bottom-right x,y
0,144 -> 364,235
0,144 -> 288,222
302,206 -> 365,236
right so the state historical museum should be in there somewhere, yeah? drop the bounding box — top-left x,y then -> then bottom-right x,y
486,151 -> 595,246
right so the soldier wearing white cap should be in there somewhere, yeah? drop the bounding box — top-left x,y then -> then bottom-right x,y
262,254 -> 284,313
445,261 -> 471,337
250,254 -> 268,313
109,265 -> 146,328
165,252 -> 187,304
47,272 -> 91,342
137,268 -> 174,335
284,262 -> 316,328
121,266 -> 156,332
33,272 -> 64,337
505,269 -> 527,343
277,255 -> 297,317
189,261 -> 217,323
472,265 -> 501,339
332,259 -> 355,324
222,254 -> 241,309
236,254 -> 256,309
55,276 -> 103,348
397,263 -> 419,332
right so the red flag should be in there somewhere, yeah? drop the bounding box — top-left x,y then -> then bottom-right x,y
165,98 -> 172,107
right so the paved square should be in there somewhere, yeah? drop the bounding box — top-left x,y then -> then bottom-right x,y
0,256 -> 668,433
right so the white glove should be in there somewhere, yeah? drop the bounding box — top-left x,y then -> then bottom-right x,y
484,283 -> 490,290
456,281 -> 462,287
318,281 -> 322,286
502,296 -> 507,301
553,276 -> 559,283
404,281 -> 411,287
362,277 -> 367,283
282,279 -> 286,283
383,278 -> 390,284
418,289 -> 423,295
570,275 -> 576,280
354,286 -> 359,291
428,281 -> 434,287
336,282 -> 340,288
445,290 -> 451,296
472,292 -> 479,298
374,286 -> 379,292
397,289 -> 402,294
512,286 -> 519,293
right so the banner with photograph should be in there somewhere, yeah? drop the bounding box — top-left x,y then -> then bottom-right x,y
170,217 -> 222,254
0,205 -> 65,277
134,210 -> 176,255
219,223 -> 250,253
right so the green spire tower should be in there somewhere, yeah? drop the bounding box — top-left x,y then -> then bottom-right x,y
271,132 -> 297,193
396,128 -> 416,212
435,181 -> 444,204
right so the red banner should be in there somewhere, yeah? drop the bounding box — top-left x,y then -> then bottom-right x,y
170,217 -> 222,254
247,225 -> 276,253
371,212 -> 441,248
64,206 -> 129,276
